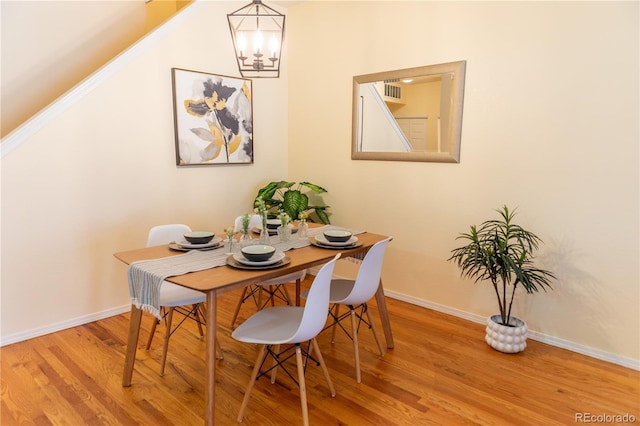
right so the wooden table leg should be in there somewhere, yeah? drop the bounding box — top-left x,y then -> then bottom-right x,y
375,280 -> 394,349
295,278 -> 301,306
122,305 -> 142,386
205,290 -> 217,426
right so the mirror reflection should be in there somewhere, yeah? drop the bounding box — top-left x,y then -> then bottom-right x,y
352,61 -> 466,163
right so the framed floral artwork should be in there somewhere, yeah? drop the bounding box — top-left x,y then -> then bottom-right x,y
171,68 -> 253,165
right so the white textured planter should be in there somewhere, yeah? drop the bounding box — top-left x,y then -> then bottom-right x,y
485,315 -> 528,353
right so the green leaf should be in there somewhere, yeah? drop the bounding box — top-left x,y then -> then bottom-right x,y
314,208 -> 330,224
300,181 -> 327,194
275,181 -> 296,190
282,190 -> 308,220
256,182 -> 280,203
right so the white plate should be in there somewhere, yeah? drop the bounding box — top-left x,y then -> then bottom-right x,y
176,236 -> 223,249
252,226 -> 278,236
169,242 -> 222,252
314,234 -> 359,247
233,251 -> 285,266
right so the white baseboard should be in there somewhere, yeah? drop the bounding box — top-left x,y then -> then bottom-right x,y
0,305 -> 131,347
4,288 -> 638,372
384,289 -> 640,371
0,267 -> 330,347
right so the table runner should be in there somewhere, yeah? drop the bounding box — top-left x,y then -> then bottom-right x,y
128,225 -> 363,318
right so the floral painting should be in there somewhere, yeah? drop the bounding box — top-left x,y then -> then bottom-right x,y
171,68 -> 253,165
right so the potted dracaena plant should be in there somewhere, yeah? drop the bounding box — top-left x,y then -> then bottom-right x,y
448,205 -> 555,353
254,181 -> 331,224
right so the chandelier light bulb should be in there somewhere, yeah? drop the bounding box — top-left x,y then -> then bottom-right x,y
269,34 -> 279,59
237,32 -> 247,57
253,30 -> 264,55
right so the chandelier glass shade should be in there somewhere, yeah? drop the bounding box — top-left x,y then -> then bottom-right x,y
227,0 -> 285,78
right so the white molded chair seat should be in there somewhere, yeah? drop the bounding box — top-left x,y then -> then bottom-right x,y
304,237 -> 392,383
231,254 -> 341,426
230,270 -> 306,328
158,283 -> 206,306
144,224 -> 222,377
233,306 -> 306,343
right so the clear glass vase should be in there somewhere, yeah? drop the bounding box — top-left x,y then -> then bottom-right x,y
259,227 -> 270,245
260,211 -> 270,245
239,231 -> 252,248
277,225 -> 291,242
224,238 -> 236,254
297,219 -> 308,239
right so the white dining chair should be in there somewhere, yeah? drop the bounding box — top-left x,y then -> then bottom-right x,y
231,254 -> 341,426
145,224 -> 223,376
306,237 -> 391,383
229,214 -> 306,328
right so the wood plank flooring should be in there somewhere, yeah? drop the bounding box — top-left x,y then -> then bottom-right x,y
2,278 -> 639,425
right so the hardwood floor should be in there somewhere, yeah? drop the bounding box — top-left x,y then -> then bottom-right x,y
2,277 -> 639,425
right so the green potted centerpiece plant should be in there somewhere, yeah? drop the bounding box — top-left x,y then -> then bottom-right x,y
254,181 -> 331,224
448,206 -> 555,353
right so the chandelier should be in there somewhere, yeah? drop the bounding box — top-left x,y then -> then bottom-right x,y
227,0 -> 285,78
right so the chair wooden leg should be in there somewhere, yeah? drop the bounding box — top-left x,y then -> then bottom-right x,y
230,287 -> 248,328
282,284 -> 292,305
215,337 -> 224,360
350,309 -> 362,383
146,316 -> 159,351
365,303 -> 385,357
193,304 -> 204,337
295,345 -> 309,426
295,278 -> 301,306
258,286 -> 264,309
160,307 -> 175,376
270,344 -> 280,384
311,338 -> 336,397
238,345 -> 268,423
331,304 -> 341,343
268,285 -> 276,307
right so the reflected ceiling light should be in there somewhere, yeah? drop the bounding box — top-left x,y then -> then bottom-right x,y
227,0 -> 285,78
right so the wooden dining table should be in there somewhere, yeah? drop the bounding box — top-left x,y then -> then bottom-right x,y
114,231 -> 393,426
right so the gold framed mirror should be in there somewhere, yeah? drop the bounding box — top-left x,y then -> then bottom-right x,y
352,60 -> 466,163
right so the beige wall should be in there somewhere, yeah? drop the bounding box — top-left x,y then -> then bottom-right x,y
0,1 -> 148,138
1,1 -> 289,340
146,0 -> 193,31
1,1 -> 638,367
287,1 -> 639,363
